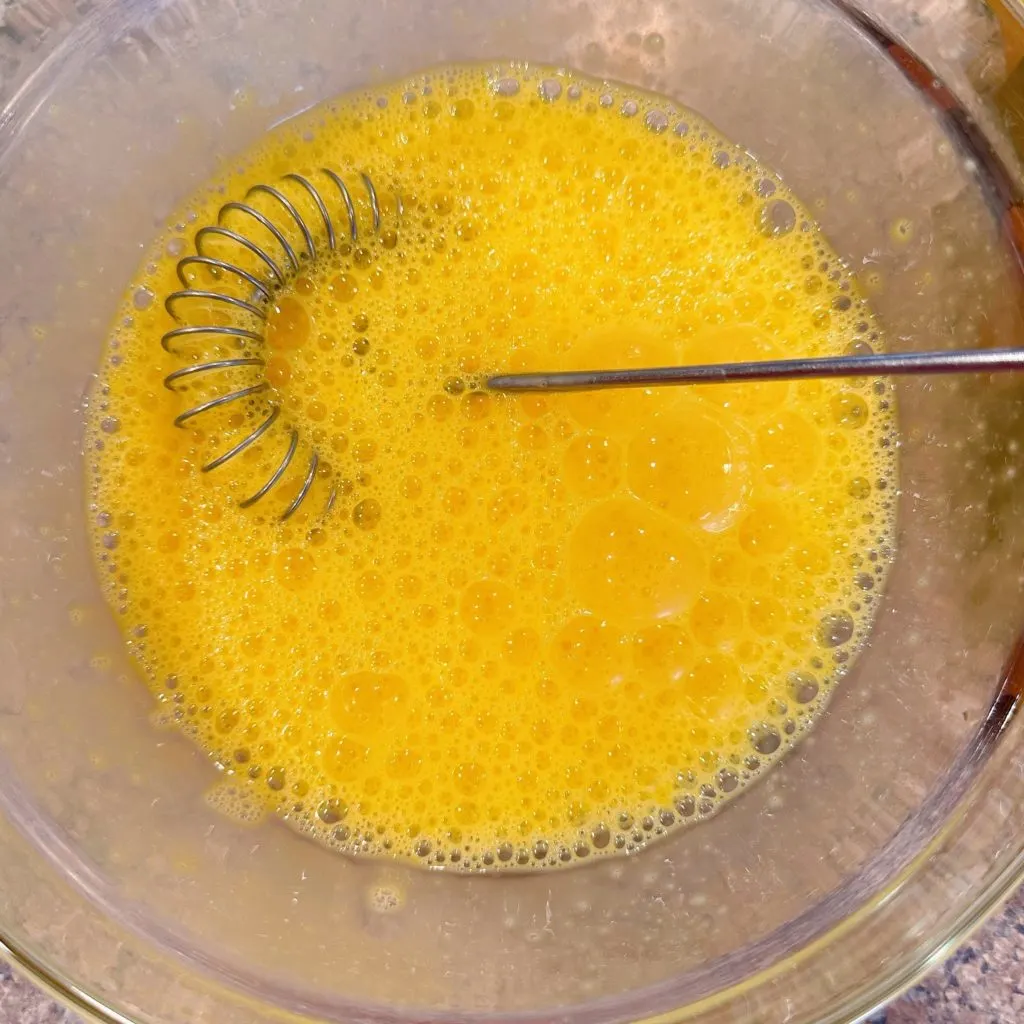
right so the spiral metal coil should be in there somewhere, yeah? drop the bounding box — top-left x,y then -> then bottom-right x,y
162,170 -> 393,521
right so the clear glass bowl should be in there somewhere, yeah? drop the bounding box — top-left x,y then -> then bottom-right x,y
1,1 -> 1024,1021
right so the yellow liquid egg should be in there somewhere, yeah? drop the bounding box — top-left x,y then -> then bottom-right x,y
86,63 -> 895,869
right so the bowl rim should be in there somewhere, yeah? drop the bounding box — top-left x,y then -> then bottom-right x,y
1,1 -> 1024,1022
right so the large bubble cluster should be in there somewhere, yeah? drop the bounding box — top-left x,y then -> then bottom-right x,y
86,62 -> 897,870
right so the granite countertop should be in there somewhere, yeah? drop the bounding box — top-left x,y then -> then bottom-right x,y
0,890 -> 1020,1023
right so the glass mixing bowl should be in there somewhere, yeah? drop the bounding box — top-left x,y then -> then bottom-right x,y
2,0 -> 1024,1021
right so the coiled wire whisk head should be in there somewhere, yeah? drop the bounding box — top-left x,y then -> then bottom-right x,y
162,169 -> 397,521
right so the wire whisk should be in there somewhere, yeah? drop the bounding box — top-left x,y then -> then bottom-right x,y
164,169 -> 1024,528
162,169 -> 394,521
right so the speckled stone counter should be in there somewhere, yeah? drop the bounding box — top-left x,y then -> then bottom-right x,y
1,889 -> 1022,1022
868,889 -> 1024,1024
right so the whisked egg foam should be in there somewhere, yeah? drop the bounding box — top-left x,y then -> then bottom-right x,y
86,63 -> 896,870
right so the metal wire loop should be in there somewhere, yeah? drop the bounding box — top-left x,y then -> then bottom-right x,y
239,430 -> 299,509
164,357 -> 265,390
176,255 -> 273,302
173,382 -> 269,428
165,290 -> 267,322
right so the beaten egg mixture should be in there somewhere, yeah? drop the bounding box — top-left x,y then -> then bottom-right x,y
87,64 -> 895,869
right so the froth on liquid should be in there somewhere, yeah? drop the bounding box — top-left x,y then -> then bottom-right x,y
86,63 -> 896,870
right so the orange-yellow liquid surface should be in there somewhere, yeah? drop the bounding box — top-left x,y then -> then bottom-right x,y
87,64 -> 895,869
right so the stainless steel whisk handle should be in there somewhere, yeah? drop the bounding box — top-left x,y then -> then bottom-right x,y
486,347 -> 1024,392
